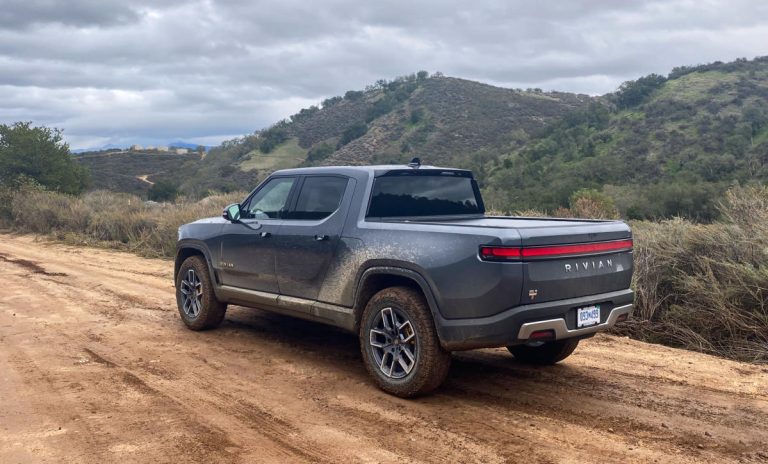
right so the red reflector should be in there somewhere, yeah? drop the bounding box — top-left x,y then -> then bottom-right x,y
522,239 -> 633,258
480,246 -> 522,259
616,314 -> 628,323
529,330 -> 555,341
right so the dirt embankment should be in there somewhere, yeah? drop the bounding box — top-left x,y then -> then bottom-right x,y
0,234 -> 766,463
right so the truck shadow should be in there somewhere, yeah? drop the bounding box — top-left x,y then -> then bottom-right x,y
219,306 -> 596,397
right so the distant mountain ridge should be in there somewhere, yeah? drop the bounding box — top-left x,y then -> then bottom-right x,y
73,141 -> 211,154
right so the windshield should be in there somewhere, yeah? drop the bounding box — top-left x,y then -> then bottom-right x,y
367,171 -> 484,218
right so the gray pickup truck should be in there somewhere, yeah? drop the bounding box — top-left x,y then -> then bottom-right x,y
175,162 -> 633,397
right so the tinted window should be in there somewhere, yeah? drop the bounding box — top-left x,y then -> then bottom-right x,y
287,176 -> 348,220
367,172 -> 483,218
243,177 -> 295,219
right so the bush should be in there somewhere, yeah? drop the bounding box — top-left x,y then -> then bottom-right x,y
307,143 -> 335,163
5,189 -> 245,258
624,186 -> 768,362
338,123 -> 368,148
259,127 -> 289,153
148,180 -> 179,202
567,189 -> 619,219
410,108 -> 425,124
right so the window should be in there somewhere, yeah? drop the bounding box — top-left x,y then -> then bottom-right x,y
243,177 -> 295,219
367,171 -> 483,218
286,176 -> 348,220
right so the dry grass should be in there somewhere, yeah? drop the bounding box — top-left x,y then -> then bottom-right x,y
623,186 -> 768,362
5,188 -> 245,258
2,185 -> 766,362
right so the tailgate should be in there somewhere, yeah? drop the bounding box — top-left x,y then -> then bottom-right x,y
516,220 -> 633,305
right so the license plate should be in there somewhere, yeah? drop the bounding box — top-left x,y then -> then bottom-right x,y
577,305 -> 601,328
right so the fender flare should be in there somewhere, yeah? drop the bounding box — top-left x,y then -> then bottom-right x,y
175,241 -> 221,298
354,265 -> 444,329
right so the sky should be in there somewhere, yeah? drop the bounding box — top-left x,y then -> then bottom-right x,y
1,0 -> 767,150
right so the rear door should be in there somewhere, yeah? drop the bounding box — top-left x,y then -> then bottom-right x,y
275,175 -> 352,300
218,176 -> 297,292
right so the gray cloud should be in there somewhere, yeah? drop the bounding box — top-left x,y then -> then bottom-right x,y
0,0 -> 767,148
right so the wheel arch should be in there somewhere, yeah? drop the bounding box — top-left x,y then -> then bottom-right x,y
175,242 -> 219,290
353,266 -> 442,332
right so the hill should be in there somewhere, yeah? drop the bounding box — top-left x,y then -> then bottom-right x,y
172,72 -> 591,196
288,76 -> 591,167
76,57 -> 768,218
76,150 -> 203,195
483,57 -> 768,219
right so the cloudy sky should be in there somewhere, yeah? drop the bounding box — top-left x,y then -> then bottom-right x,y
1,0 -> 767,149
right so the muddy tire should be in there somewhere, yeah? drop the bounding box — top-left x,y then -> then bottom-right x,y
175,256 -> 227,330
507,338 -> 580,365
360,286 -> 451,398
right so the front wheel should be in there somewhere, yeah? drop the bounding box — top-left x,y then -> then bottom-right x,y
175,255 -> 227,330
360,286 -> 451,398
507,338 -> 580,365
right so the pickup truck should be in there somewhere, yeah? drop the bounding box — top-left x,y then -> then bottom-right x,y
175,162 -> 634,397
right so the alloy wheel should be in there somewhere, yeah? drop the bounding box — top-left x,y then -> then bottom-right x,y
369,307 -> 418,379
180,268 -> 203,319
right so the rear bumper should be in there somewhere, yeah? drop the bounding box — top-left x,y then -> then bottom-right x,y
436,289 -> 634,351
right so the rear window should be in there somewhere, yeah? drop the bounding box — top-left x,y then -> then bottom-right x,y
367,171 -> 484,218
287,176 -> 348,220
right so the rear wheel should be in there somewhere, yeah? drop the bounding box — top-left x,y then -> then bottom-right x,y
175,256 -> 227,330
360,286 -> 451,398
507,338 -> 580,365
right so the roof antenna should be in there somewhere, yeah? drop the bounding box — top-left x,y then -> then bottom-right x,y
408,157 -> 421,169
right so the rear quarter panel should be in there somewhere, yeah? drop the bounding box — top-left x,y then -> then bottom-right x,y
325,222 -> 525,319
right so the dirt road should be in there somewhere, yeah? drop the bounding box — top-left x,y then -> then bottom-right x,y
1,234 -> 766,463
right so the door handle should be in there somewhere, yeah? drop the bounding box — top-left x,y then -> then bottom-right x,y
260,231 -> 271,238
314,234 -> 329,241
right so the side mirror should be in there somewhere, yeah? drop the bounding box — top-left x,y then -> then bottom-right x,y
223,203 -> 241,222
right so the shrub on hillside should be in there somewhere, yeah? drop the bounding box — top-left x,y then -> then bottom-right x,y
626,186 -> 768,362
568,189 -> 619,219
148,180 -> 179,202
259,127 -> 289,153
338,123 -> 368,148
307,143 -> 335,163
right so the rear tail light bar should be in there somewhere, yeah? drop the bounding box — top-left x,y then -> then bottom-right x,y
480,239 -> 633,261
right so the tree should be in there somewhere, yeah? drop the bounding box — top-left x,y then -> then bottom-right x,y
322,96 -> 343,108
259,127 -> 289,153
344,90 -> 364,101
0,121 -> 89,194
147,179 -> 179,202
614,73 -> 667,109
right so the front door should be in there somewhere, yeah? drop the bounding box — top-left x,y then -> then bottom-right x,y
275,175 -> 351,300
219,176 -> 297,292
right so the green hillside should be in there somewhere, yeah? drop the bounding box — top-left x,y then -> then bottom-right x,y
482,57 -> 768,220
178,72 -> 592,196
